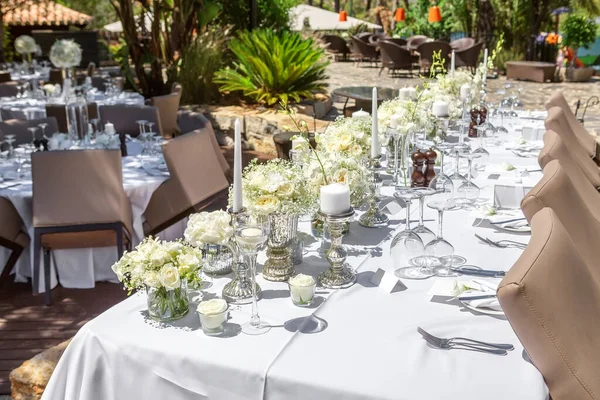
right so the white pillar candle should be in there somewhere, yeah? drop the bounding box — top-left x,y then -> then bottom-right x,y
407,87 -> 417,100
289,274 -> 316,306
232,118 -> 243,212
432,101 -> 449,117
460,84 -> 472,100
483,48 -> 488,85
371,87 -> 379,158
399,87 -> 408,100
390,114 -> 400,129
352,109 -> 369,118
197,299 -> 228,330
291,138 -> 304,150
320,183 -> 351,215
104,122 -> 115,135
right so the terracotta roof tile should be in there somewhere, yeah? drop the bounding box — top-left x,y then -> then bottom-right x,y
4,0 -> 93,26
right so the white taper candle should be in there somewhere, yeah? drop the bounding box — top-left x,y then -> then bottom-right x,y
371,87 -> 379,158
483,48 -> 488,85
450,50 -> 455,78
232,118 -> 243,212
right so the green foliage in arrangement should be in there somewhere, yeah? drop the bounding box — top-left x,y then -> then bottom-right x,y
562,14 -> 598,50
178,27 -> 232,105
214,29 -> 329,106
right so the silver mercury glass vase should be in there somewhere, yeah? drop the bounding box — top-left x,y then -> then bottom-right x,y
262,212 -> 296,282
222,208 -> 261,304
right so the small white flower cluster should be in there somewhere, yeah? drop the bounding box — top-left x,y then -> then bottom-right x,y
111,237 -> 203,293
238,159 -> 316,215
14,35 -> 37,55
49,39 -> 82,69
378,97 -> 434,136
94,133 -> 120,149
184,210 -> 233,246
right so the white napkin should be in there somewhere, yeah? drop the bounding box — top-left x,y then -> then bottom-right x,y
456,279 -> 502,312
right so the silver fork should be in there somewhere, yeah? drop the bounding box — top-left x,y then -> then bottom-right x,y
418,327 -> 513,354
475,234 -> 527,249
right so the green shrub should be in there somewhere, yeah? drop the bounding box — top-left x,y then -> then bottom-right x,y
178,27 -> 232,105
214,29 -> 329,106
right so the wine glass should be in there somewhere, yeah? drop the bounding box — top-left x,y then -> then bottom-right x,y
390,189 -> 428,279
425,196 -> 459,277
4,134 -> 16,158
234,212 -> 271,335
427,143 -> 454,200
472,123 -> 490,171
38,122 -> 48,138
448,144 -> 468,185
411,187 -> 436,245
456,153 -> 482,206
27,127 -> 38,145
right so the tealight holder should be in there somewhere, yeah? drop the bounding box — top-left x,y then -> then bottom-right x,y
222,208 -> 262,304
359,156 -> 389,228
318,208 -> 356,289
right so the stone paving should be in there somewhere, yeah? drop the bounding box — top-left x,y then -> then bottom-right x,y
325,61 -> 600,128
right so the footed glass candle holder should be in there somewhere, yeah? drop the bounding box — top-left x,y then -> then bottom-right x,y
318,208 -> 356,289
359,156 -> 389,228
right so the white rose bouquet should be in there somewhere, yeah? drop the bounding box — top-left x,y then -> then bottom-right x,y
236,158 -> 316,215
49,39 -> 82,69
14,35 -> 37,60
184,210 -> 233,246
378,97 -> 434,135
316,116 -> 378,159
111,237 -> 203,293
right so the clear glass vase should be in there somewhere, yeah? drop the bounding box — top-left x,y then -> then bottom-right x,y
262,212 -> 296,282
202,243 -> 233,276
146,280 -> 189,322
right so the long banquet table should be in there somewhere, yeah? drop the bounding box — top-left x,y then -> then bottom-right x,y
0,154 -> 171,291
42,114 -> 550,400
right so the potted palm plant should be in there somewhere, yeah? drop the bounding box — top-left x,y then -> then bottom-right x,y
563,14 -> 598,82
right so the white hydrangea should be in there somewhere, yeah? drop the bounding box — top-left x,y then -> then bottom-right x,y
49,39 -> 82,69
184,210 -> 233,246
14,35 -> 37,55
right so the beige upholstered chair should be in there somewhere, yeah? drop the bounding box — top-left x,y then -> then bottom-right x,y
98,104 -> 163,138
149,91 -> 181,138
0,198 -> 28,289
177,110 -> 231,180
545,106 -> 596,160
32,150 -> 133,305
498,207 -> 600,400
143,130 -> 229,236
0,82 -> 19,97
0,117 -> 59,147
521,160 -> 600,266
539,130 -> 600,189
45,103 -> 98,136
544,91 -> 597,160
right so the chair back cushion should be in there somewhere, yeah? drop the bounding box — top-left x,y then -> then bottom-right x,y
521,160 -> 600,266
177,110 -> 230,176
0,117 -> 59,146
32,149 -> 133,234
0,82 -> 19,98
545,91 -> 596,158
538,130 -> 600,189
99,105 -> 163,138
545,107 -> 600,186
143,130 -> 229,233
150,91 -> 181,138
498,207 -> 600,400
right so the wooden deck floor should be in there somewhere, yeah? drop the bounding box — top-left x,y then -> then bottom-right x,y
0,279 -> 127,394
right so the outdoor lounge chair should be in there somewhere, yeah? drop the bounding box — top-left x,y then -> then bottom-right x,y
417,41 -> 452,74
323,34 -> 351,61
455,41 -> 484,72
378,40 -> 414,77
351,37 -> 379,67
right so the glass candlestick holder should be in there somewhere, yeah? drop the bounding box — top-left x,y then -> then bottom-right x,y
359,155 -> 389,228
318,208 -> 356,289
222,208 -> 261,304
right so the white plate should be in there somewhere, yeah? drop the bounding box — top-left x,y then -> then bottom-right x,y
460,300 -> 505,316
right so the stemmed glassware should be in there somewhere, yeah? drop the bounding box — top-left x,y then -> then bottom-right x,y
38,122 -> 48,138
448,144 -> 468,185
390,189 -> 428,279
472,120 -> 490,170
27,127 -> 38,146
234,212 -> 271,335
411,187 -> 436,245
4,134 -> 16,158
427,143 -> 454,198
456,153 -> 482,205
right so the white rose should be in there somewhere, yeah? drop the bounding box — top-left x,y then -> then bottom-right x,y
178,253 -> 199,269
159,264 -> 181,290
253,194 -> 280,214
150,247 -> 170,267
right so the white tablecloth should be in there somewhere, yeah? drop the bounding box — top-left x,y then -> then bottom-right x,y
42,119 -> 550,400
0,155 -> 169,291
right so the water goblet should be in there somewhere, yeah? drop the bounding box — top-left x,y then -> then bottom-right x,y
456,153 -> 482,206
135,120 -> 148,138
472,125 -> 490,170
390,189 -> 428,279
27,127 -> 38,145
425,197 -> 460,276
427,143 -> 454,197
411,187 -> 437,245
448,144 -> 468,185
234,212 -> 271,335
38,122 -> 48,138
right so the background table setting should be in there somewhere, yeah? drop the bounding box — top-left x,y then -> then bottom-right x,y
42,92 -> 550,399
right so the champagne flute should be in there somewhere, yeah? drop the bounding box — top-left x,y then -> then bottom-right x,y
234,213 -> 271,335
